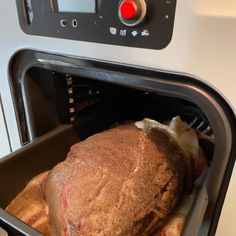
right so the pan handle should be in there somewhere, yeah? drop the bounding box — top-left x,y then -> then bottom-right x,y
0,208 -> 43,236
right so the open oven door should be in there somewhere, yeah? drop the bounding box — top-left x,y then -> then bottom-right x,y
0,50 -> 235,236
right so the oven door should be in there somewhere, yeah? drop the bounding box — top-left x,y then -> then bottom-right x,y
0,50 -> 235,236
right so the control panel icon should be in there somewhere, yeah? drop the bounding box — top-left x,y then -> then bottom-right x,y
110,27 -> 117,35
141,29 -> 150,36
120,29 -> 127,36
131,30 -> 139,37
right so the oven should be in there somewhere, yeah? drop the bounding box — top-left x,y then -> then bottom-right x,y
0,0 -> 235,235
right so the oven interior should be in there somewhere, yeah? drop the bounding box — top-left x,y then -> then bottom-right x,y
22,68 -> 214,148
0,51 -> 235,236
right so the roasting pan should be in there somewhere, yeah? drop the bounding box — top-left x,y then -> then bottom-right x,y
0,125 -> 79,235
0,123 -> 208,236
0,50 -> 235,236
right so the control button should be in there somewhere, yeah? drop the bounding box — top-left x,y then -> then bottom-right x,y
141,29 -> 150,36
118,0 -> 147,27
110,27 -> 117,35
131,30 -> 139,37
120,1 -> 138,20
72,19 -> 78,28
60,19 -> 67,27
120,29 -> 127,36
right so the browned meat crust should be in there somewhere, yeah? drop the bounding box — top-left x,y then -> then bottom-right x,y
45,124 -> 192,235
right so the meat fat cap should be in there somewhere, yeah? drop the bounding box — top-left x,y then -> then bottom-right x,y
135,117 -> 199,161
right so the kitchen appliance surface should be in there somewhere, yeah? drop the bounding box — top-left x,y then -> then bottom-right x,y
0,0 -> 236,235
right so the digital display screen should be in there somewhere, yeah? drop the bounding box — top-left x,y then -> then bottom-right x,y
57,0 -> 96,13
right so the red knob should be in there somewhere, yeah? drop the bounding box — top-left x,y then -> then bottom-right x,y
120,1 -> 139,20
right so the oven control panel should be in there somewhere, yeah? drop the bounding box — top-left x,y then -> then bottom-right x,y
16,0 -> 177,49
